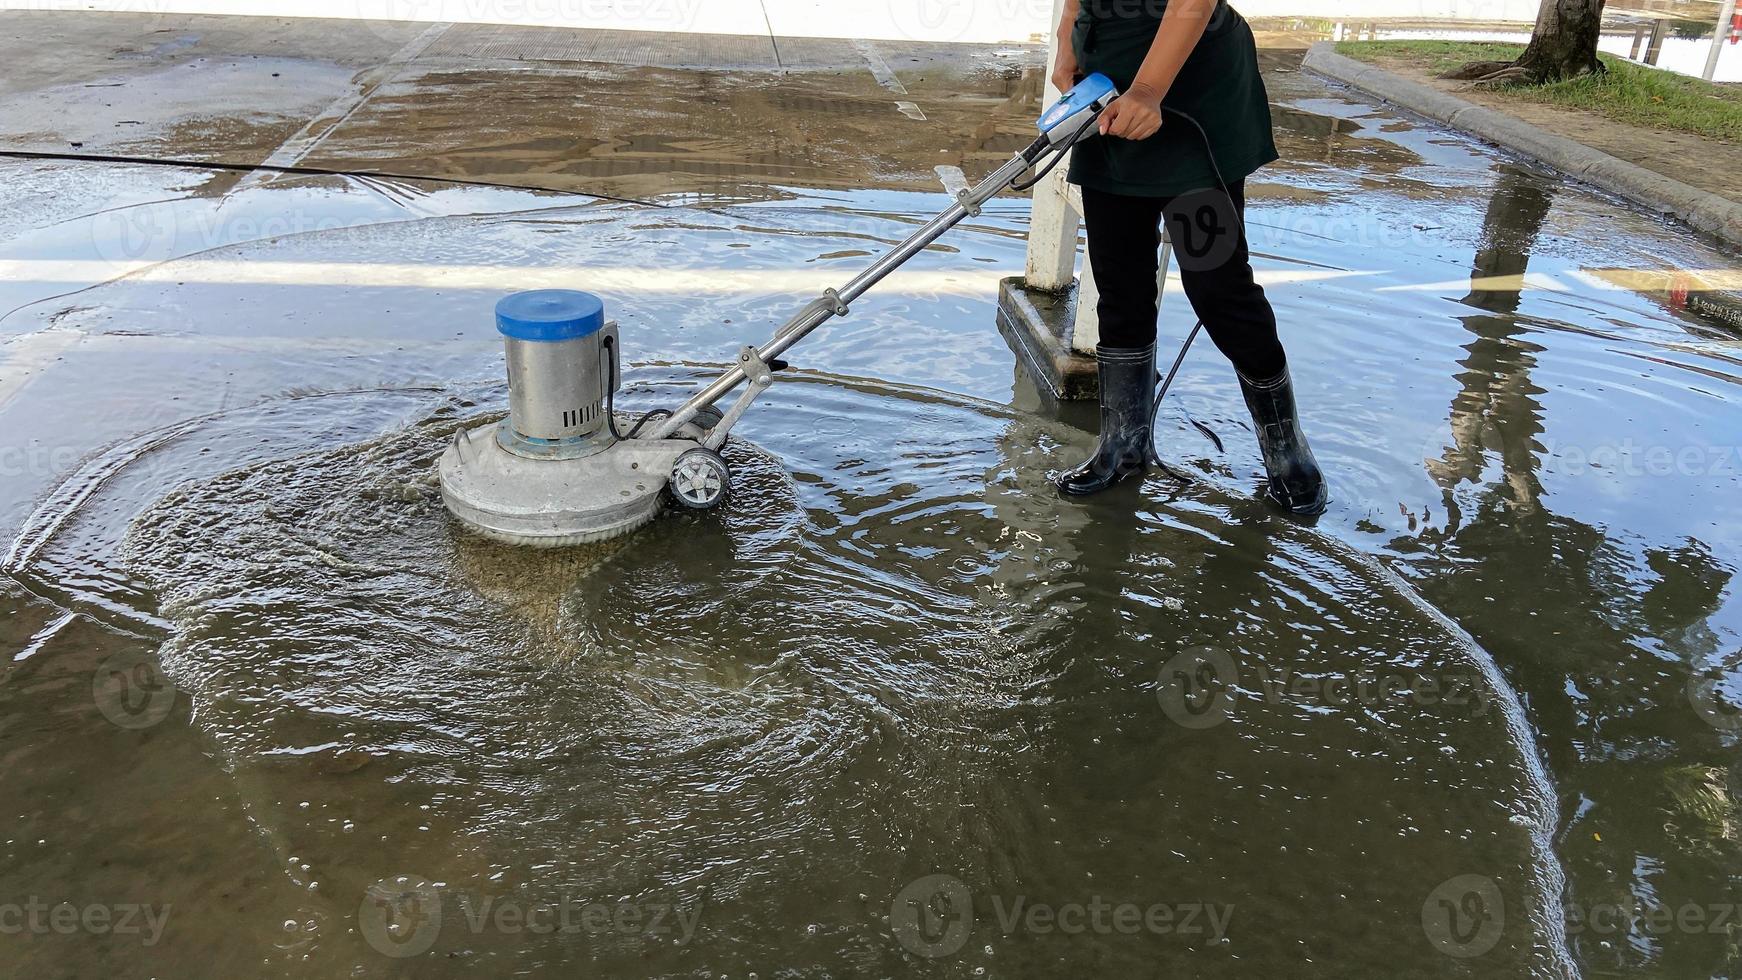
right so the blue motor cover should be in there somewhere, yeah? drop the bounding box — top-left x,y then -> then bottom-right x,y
1036,73 -> 1118,138
496,289 -> 606,343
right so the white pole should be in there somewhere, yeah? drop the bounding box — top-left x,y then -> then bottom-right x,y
1025,160 -> 1081,293
1025,0 -> 1081,295
1075,247 -> 1102,351
1027,0 -> 1102,352
1706,0 -> 1736,80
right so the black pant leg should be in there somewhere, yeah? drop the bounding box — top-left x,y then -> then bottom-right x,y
1079,186 -> 1167,350
1158,181 -> 1286,380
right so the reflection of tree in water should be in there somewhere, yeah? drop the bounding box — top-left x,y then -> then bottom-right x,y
1414,164 -> 1742,976
1425,166 -> 1551,516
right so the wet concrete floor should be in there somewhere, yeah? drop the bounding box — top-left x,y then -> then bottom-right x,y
2,10 -> 1742,979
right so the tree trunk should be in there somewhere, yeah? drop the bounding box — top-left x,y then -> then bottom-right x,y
1513,0 -> 1607,81
1449,0 -> 1607,84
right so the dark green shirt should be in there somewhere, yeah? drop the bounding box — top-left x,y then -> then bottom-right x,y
1067,2 -> 1278,198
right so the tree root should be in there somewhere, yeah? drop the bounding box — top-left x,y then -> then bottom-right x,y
1470,64 -> 1536,89
1442,57 -> 1606,89
1440,60 -> 1515,81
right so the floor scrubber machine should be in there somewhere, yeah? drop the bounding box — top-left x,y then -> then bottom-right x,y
438,74 -> 1120,547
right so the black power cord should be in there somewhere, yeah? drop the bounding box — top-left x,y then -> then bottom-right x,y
599,334 -> 672,442
1144,103 -> 1244,467
1012,111 -> 1103,193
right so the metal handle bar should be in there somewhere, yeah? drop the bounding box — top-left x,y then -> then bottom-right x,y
646,139 -> 1056,441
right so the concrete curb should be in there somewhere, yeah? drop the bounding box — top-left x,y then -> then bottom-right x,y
1301,42 -> 1742,248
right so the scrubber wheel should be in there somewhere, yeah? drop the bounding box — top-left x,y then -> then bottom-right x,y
669,447 -> 730,510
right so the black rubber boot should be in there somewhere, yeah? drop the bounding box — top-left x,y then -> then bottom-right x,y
1057,345 -> 1157,497
1238,367 -> 1328,516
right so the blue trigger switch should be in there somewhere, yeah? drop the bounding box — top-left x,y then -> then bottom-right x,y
1037,73 -> 1118,135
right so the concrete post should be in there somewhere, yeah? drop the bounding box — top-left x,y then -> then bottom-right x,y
1076,246 -> 1102,351
1646,17 -> 1668,66
1707,0 -> 1737,80
1026,0 -> 1108,353
1024,155 -> 1081,293
1025,0 -> 1082,294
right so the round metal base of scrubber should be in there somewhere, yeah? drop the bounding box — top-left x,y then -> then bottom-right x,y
438,421 -> 694,547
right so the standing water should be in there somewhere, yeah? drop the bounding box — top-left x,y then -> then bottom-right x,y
1,50 -> 1740,979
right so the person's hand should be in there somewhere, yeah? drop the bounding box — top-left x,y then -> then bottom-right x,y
1051,46 -> 1080,95
1099,81 -> 1163,140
